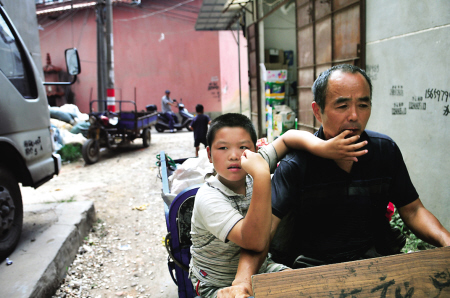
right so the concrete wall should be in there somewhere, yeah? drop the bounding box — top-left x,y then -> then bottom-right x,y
218,30 -> 249,117
365,0 -> 450,229
263,2 -> 297,84
37,1 -> 234,115
2,0 -> 43,78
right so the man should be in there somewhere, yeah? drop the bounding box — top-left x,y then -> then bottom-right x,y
161,90 -> 177,133
219,64 -> 450,297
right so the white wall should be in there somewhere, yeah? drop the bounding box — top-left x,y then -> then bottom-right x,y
366,0 -> 450,229
263,4 -> 297,87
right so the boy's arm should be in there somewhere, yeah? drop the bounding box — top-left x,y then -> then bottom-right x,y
218,248 -> 267,298
271,129 -> 368,162
226,150 -> 272,252
219,215 -> 283,298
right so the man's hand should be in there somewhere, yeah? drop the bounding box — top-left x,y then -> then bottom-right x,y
218,281 -> 253,298
240,149 -> 270,178
323,130 -> 368,161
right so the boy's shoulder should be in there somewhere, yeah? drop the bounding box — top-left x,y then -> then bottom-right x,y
196,113 -> 209,119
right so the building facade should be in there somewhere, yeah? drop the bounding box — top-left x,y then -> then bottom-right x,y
36,0 -> 249,117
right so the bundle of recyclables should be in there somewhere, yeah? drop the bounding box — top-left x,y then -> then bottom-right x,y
158,150 -> 212,298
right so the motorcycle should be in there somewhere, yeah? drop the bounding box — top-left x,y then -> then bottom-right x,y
151,99 -> 194,133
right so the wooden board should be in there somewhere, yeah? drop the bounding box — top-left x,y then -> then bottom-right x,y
252,247 -> 450,297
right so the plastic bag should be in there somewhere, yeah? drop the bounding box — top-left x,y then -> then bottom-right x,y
169,149 -> 213,197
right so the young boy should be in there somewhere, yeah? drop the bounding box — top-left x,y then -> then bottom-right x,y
189,113 -> 367,297
190,104 -> 211,157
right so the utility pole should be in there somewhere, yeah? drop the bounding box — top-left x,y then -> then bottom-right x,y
96,0 -> 106,111
105,0 -> 115,112
237,16 -> 242,114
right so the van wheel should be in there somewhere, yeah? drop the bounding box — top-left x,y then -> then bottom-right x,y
142,128 -> 151,147
82,139 -> 100,164
0,167 -> 23,261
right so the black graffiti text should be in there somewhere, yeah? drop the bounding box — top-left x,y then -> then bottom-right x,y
24,136 -> 43,156
409,102 -> 426,110
425,88 -> 449,102
208,82 -> 219,91
392,102 -> 406,115
429,269 -> 450,297
366,64 -> 379,81
390,86 -> 403,96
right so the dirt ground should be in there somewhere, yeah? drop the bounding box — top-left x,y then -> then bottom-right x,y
21,128 -> 200,298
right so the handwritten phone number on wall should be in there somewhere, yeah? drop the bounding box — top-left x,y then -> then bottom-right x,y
425,88 -> 449,102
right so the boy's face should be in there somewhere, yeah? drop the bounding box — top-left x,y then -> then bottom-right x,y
207,127 -> 255,191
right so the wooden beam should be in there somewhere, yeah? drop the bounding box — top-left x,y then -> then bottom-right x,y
252,246 -> 450,297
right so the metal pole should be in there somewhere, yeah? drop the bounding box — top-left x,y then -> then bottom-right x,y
96,0 -> 106,111
105,0 -> 116,112
237,16 -> 242,114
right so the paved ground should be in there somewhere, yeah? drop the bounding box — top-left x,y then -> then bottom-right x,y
0,201 -> 95,298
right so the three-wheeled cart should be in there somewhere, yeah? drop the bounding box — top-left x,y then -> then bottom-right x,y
82,100 -> 158,164
158,151 -> 200,298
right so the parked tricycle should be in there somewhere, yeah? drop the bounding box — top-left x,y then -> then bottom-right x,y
82,100 -> 158,164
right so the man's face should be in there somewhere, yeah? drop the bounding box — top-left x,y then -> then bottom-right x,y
207,127 -> 255,192
312,70 -> 371,140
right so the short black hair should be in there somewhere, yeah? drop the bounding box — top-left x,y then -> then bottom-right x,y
312,64 -> 372,112
206,113 -> 257,149
195,104 -> 204,113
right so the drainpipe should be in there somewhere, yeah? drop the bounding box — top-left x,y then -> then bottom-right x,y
237,15 -> 242,114
96,0 -> 106,111
105,0 -> 115,112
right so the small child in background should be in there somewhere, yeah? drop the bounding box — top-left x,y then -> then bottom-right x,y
190,104 -> 211,157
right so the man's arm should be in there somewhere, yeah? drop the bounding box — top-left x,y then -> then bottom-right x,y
227,150 -> 272,252
398,198 -> 450,247
219,215 -> 282,298
271,129 -> 368,162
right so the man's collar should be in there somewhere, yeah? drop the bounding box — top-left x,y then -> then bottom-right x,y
315,126 -> 325,140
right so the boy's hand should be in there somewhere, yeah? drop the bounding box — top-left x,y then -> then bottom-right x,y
323,130 -> 368,161
218,281 -> 252,298
240,150 -> 270,177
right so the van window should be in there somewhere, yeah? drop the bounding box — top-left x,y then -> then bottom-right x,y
0,13 -> 37,99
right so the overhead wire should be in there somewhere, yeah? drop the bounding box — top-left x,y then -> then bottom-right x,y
39,10 -> 79,40
115,5 -> 197,23
77,7 -> 91,49
113,0 -> 195,23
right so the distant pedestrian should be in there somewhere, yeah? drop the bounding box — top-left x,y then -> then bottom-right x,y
190,104 -> 211,157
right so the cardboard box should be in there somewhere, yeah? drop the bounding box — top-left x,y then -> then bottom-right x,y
265,63 -> 288,70
265,48 -> 285,64
272,105 -> 296,138
266,70 -> 288,82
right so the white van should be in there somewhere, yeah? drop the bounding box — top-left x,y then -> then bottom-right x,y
0,3 -> 80,260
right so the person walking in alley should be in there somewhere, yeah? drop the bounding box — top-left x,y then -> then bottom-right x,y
190,104 -> 211,157
161,90 -> 177,133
